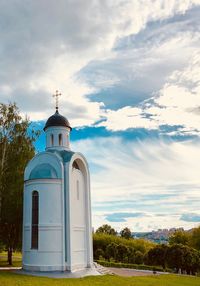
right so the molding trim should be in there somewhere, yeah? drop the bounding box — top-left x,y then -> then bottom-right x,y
23,264 -> 65,272
24,179 -> 62,186
24,250 -> 62,253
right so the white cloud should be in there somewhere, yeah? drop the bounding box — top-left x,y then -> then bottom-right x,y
0,0 -> 200,125
72,137 -> 200,231
101,53 -> 200,134
149,55 -> 200,134
99,106 -> 158,131
80,5 -> 200,113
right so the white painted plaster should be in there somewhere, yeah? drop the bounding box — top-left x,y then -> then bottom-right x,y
22,123 -> 93,273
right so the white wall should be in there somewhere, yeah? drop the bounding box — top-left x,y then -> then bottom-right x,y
23,150 -> 93,272
45,126 -> 71,150
24,152 -> 63,181
23,179 -> 64,271
66,154 -> 93,271
70,168 -> 87,268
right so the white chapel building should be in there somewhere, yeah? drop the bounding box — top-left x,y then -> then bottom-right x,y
22,95 -> 93,272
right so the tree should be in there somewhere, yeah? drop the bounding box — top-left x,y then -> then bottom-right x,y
135,250 -> 144,264
127,246 -> 135,264
120,227 -> 132,239
105,242 -> 118,261
166,244 -> 185,273
183,246 -> 200,275
147,244 -> 168,269
169,230 -> 190,246
96,224 -> 117,236
190,226 -> 200,251
0,103 -> 39,265
94,248 -> 105,260
116,244 -> 129,262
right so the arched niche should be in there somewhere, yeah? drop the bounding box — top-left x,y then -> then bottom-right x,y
68,156 -> 92,270
24,152 -> 63,181
29,163 -> 58,180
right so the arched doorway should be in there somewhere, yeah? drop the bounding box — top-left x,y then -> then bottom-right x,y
70,160 -> 87,268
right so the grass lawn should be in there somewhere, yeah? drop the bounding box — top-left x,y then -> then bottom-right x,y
0,272 -> 199,286
0,252 -> 22,267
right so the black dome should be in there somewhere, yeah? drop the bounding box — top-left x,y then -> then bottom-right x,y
44,110 -> 72,131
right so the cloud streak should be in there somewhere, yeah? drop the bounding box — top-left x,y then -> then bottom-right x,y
180,213 -> 200,222
105,212 -> 147,222
72,136 -> 200,231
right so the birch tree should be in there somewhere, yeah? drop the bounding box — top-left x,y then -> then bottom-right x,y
0,103 -> 39,265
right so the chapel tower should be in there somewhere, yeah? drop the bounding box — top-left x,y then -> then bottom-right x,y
22,91 -> 93,272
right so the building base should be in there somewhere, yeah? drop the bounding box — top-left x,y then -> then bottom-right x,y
18,266 -> 101,278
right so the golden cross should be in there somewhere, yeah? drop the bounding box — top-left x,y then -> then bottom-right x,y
53,90 -> 61,111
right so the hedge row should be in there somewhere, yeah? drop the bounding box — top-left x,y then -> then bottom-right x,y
96,260 -> 172,272
93,233 -> 154,254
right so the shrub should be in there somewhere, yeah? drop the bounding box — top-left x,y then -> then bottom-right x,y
95,248 -> 105,260
105,242 -> 118,261
135,250 -> 144,264
93,233 -> 154,256
146,244 -> 168,269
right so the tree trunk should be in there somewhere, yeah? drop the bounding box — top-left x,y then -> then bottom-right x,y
0,139 -> 7,213
7,247 -> 13,265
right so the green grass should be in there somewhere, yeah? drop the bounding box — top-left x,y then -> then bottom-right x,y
0,272 -> 199,286
0,252 -> 22,267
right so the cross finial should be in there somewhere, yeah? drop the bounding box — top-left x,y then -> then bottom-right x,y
53,90 -> 61,112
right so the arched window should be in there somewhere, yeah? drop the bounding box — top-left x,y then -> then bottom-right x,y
59,133 -> 63,146
51,134 -> 54,146
31,191 -> 39,249
72,161 -> 80,170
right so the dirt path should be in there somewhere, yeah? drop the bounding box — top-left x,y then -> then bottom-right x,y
108,267 -> 168,277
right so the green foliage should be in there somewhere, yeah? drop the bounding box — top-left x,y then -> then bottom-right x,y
93,233 -> 154,265
169,230 -> 190,246
0,251 -> 22,267
135,250 -> 144,265
168,227 -> 200,252
96,224 -> 117,236
183,247 -> 200,275
127,246 -> 135,264
105,242 -> 118,261
167,244 -> 185,271
116,244 -> 128,262
95,248 -> 105,260
169,244 -> 200,275
190,227 -> 200,251
146,244 -> 168,269
93,233 -> 154,254
120,227 -> 132,239
146,243 -> 200,275
94,231 -> 200,275
0,103 -> 39,265
0,241 -> 4,252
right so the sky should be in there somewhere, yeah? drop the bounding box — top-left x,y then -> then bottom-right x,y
1,0 -> 200,232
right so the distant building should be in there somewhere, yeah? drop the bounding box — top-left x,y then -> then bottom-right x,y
133,227 -> 184,244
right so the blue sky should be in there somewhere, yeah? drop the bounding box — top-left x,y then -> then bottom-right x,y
1,0 -> 200,231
